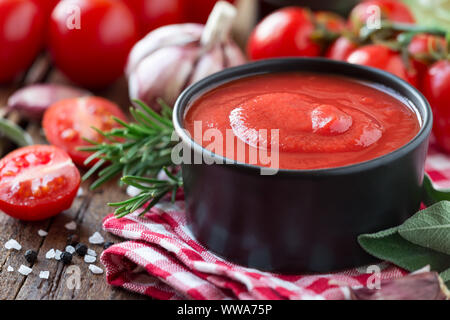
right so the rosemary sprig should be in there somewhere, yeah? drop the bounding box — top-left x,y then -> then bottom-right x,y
79,99 -> 183,217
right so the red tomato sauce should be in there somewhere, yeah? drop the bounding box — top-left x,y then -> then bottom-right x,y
184,73 -> 420,170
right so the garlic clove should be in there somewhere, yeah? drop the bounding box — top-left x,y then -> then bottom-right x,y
129,46 -> 199,110
189,45 -> 225,86
126,24 -> 204,76
223,40 -> 247,68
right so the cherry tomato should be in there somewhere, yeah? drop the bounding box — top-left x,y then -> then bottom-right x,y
32,0 -> 59,17
0,0 -> 45,83
349,0 -> 415,33
325,36 -> 358,61
247,7 -> 321,60
408,33 -> 446,82
121,0 -> 184,37
43,97 -> 127,167
347,44 -> 418,86
48,0 -> 139,88
183,0 -> 235,24
315,11 -> 346,34
0,145 -> 80,221
423,60 -> 450,153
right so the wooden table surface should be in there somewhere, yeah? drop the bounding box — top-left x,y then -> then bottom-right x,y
0,69 -> 146,300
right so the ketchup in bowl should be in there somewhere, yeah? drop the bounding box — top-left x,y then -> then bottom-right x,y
184,72 -> 420,170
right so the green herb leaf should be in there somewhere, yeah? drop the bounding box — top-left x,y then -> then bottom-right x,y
422,174 -> 450,206
0,118 -> 33,147
358,227 -> 450,273
399,201 -> 450,255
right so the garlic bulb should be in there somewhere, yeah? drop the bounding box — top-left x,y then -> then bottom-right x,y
126,1 -> 247,111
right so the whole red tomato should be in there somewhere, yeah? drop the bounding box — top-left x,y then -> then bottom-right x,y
423,60 -> 450,153
48,0 -> 139,88
325,36 -> 358,61
347,44 -> 418,86
121,0 -> 184,37
408,33 -> 446,83
315,11 -> 346,34
0,145 -> 80,221
349,0 -> 415,33
0,0 -> 45,83
247,7 -> 321,60
32,0 -> 59,17
43,96 -> 127,167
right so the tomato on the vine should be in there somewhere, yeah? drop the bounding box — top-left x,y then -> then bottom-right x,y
423,60 -> 450,153
43,97 -> 127,167
349,0 -> 415,33
121,0 -> 184,37
0,0 -> 45,83
315,11 -> 346,34
247,7 -> 321,60
48,0 -> 139,88
0,145 -> 80,221
325,36 -> 358,61
347,44 -> 418,86
408,33 -> 446,82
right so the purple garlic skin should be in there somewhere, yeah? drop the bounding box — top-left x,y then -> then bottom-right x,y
8,84 -> 91,120
125,8 -> 247,111
350,272 -> 450,300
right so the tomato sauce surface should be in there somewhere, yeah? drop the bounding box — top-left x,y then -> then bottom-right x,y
184,73 -> 421,170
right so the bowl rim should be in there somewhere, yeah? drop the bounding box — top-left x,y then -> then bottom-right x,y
173,57 -> 432,176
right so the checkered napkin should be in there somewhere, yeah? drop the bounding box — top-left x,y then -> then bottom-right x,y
100,147 -> 449,300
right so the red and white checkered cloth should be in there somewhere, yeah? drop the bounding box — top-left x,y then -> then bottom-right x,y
100,146 -> 450,300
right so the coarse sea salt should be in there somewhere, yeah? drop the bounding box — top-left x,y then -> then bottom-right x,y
64,221 -> 77,230
38,229 -> 48,237
55,249 -> 62,260
89,265 -> 103,275
87,249 -> 97,257
18,265 -> 32,276
89,232 -> 104,245
39,271 -> 50,279
7,266 -> 14,272
45,249 -> 56,259
65,245 -> 76,254
84,255 -> 96,264
4,239 -> 22,251
77,187 -> 84,197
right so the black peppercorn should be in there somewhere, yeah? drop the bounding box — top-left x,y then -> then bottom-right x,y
24,250 -> 38,264
75,243 -> 88,256
103,241 -> 114,249
60,252 -> 72,264
67,234 -> 79,246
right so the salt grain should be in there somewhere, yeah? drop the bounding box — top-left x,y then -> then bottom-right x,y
7,266 -> 14,272
39,271 -> 50,279
89,232 -> 104,245
64,221 -> 77,230
87,249 -> 97,257
18,265 -> 32,276
45,249 -> 56,259
55,249 -> 62,260
84,254 -> 96,264
89,265 -> 103,274
38,229 -> 48,237
65,245 -> 76,254
77,187 -> 84,197
4,239 -> 22,251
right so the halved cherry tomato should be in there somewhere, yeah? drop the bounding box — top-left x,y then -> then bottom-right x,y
349,0 -> 415,34
0,145 -> 80,221
43,97 -> 127,167
247,7 -> 321,60
423,60 -> 450,153
48,0 -> 139,88
0,0 -> 45,83
325,36 -> 358,61
347,44 -> 418,86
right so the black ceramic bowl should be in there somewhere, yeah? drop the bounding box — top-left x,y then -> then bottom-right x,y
173,58 -> 432,273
